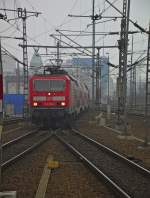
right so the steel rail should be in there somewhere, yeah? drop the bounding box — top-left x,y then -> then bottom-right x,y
2,134 -> 52,169
3,118 -> 24,125
101,125 -> 150,146
3,127 -> 24,136
100,106 -> 146,117
55,134 -> 131,198
2,129 -> 39,148
71,129 -> 150,177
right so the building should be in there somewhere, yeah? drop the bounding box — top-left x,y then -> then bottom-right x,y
2,54 -> 24,116
2,54 -> 16,74
2,54 -> 22,94
30,51 -> 43,74
70,57 -> 114,103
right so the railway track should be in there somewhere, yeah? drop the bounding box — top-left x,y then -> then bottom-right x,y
55,129 -> 150,198
2,126 -> 38,144
1,135 -> 115,198
2,129 -> 52,169
3,118 -> 25,132
3,117 -> 24,125
2,128 -> 39,145
99,106 -> 148,117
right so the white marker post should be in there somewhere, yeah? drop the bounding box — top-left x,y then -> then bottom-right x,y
0,39 -> 3,183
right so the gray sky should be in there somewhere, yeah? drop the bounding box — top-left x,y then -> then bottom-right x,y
0,0 -> 150,71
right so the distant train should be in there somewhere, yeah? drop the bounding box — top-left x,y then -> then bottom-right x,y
29,68 -> 89,128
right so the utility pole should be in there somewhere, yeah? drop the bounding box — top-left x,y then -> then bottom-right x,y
106,53 -> 110,105
107,53 -> 111,119
67,2 -> 120,105
0,39 -> 3,184
129,34 -> 134,107
92,0 -> 96,105
144,24 -> 150,146
130,36 -> 137,108
145,24 -> 150,117
17,8 -> 29,118
18,8 -> 41,118
96,48 -> 100,105
56,41 -> 61,67
16,62 -> 20,94
132,38 -> 136,108
117,0 -> 130,133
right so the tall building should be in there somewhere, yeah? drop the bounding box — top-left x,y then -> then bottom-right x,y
30,51 -> 43,74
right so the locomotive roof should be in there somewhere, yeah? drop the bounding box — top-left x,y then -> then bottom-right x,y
32,74 -> 68,77
32,73 -> 70,78
31,74 -> 89,90
31,73 -> 72,81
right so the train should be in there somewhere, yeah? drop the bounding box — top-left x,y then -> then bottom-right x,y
29,68 -> 90,128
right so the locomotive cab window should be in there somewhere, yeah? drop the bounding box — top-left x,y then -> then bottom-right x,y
34,80 -> 66,91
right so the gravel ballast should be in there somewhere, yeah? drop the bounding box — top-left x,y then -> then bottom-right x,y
1,136 -> 114,198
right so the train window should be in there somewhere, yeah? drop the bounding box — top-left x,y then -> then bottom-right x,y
34,80 -> 65,91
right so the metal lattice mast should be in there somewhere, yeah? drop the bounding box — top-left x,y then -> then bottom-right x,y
0,39 -> 3,184
133,58 -> 136,107
117,0 -> 130,132
92,0 -> 96,104
129,34 -> 133,106
144,24 -> 150,146
130,35 -> 136,107
23,16 -> 28,118
145,24 -> 150,118
96,48 -> 100,105
18,8 -> 29,118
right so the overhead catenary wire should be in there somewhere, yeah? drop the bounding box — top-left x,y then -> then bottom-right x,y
9,0 -> 117,55
127,56 -> 147,72
24,0 -> 81,36
1,0 -> 148,81
2,45 -> 27,66
1,0 -> 90,62
62,0 -> 120,47
55,6 -> 122,62
105,0 -> 148,34
56,29 -> 93,55
1,14 -> 42,45
50,34 -> 93,57
2,42 -> 22,52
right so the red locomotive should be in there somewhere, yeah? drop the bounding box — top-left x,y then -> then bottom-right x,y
29,68 -> 89,128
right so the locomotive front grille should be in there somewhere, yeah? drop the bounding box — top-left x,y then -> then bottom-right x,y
52,96 -> 65,101
33,96 -> 46,101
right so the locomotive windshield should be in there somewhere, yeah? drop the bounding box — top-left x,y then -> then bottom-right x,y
34,79 -> 65,91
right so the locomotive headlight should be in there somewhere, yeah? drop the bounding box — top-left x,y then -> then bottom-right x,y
33,102 -> 38,106
61,102 -> 66,106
